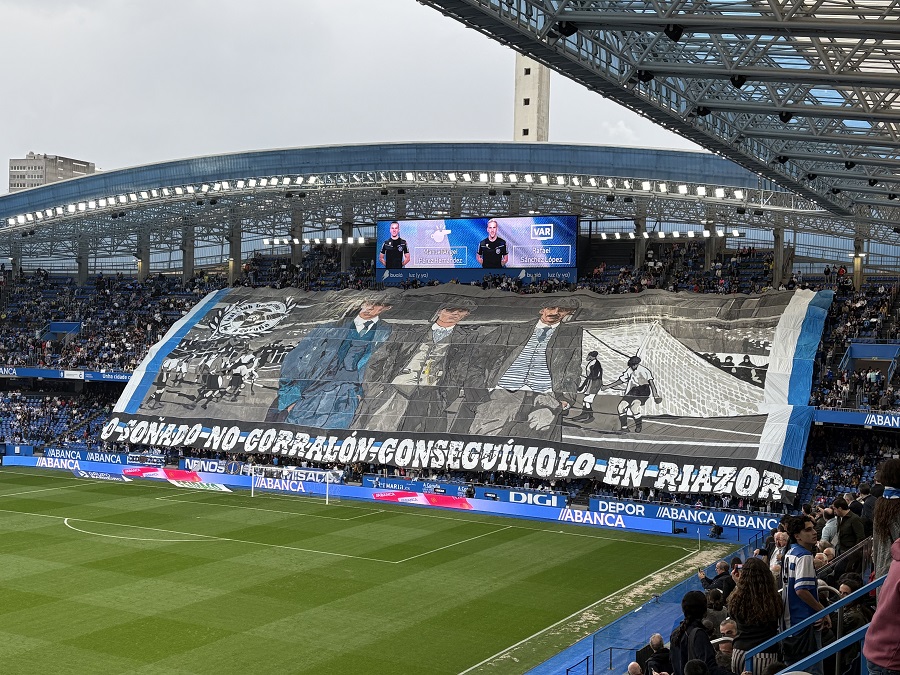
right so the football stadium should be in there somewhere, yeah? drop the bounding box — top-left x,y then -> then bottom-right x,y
2,2 -> 900,675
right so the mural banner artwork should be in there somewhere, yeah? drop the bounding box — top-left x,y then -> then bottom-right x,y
107,286 -> 832,501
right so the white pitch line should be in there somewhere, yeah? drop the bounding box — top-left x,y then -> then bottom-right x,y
63,518 -> 205,543
0,508 -> 397,564
0,482 -> 105,498
154,495 -> 384,521
457,547 -> 698,675
393,525 -> 513,563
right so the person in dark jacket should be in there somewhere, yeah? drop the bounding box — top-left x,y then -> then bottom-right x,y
645,633 -> 673,675
699,561 -> 736,600
669,591 -> 733,675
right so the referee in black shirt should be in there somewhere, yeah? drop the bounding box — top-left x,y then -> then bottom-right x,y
379,221 -> 410,269
476,219 -> 508,268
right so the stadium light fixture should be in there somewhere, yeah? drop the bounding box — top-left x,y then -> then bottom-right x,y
696,186 -> 707,196
25,213 -> 34,221
494,173 -> 503,182
657,231 -> 665,238
186,185 -> 196,194
732,229 -> 740,237
687,230 -> 695,238
139,192 -> 148,200
703,230 -> 711,237
734,189 -> 744,200
325,238 -> 333,244
642,181 -> 652,191
66,204 -> 76,213
448,172 -> 457,181
614,232 -> 621,240
45,209 -> 53,217
605,178 -> 614,189
55,207 -> 63,215
623,180 -> 631,189
462,173 -> 471,182
556,175 -> 565,185
658,183 -> 668,193
77,203 -> 85,211
524,174 -> 534,183
337,237 -> 343,244
247,179 -> 257,188
540,175 -> 549,184
715,188 -> 725,199
716,229 -> 725,237
628,232 -> 635,239
6,218 -> 13,226
88,200 -> 97,209
263,238 -> 270,245
313,238 -> 321,244
571,177 -> 580,186
672,231 -> 680,238
509,173 -> 518,183
600,232 -> 607,240
268,178 -> 278,187
174,187 -> 184,195
303,238 -> 310,244
358,237 -> 365,244
129,193 -> 138,202
589,177 -> 597,187
280,177 -> 290,186
34,212 -> 42,220
200,184 -> 210,193
678,185 -> 688,195
346,237 -> 354,244
405,172 -> 414,181
479,173 -> 489,183
642,231 -> 650,239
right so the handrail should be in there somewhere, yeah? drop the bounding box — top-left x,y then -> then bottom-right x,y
815,536 -> 872,581
779,624 -> 868,675
744,574 -> 886,672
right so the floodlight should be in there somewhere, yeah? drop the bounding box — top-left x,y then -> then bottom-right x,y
716,229 -> 725,237
659,182 -> 667,193
405,172 -> 414,181
524,174 -> 534,183
494,173 -> 503,182
186,185 -> 195,193
696,186 -> 707,196
687,230 -> 695,238
732,229 -> 740,237
556,176 -> 565,185
734,189 -> 744,199
572,177 -> 580,186
326,238 -> 333,244
628,232 -> 635,239
642,231 -> 649,239
479,173 -> 488,183
462,173 -> 471,182
448,172 -> 457,181
540,175 -> 549,184
337,237 -> 343,244
509,173 -> 518,182
642,181 -> 651,191
658,231 -> 665,238
703,230 -> 711,237
614,232 -> 621,239
600,232 -> 607,240
314,238 -> 321,244
358,237 -> 365,244
672,231 -> 680,238
678,185 -> 688,194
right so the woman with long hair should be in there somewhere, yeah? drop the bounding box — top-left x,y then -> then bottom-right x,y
727,557 -> 783,675
872,458 -> 900,579
670,590 -> 731,675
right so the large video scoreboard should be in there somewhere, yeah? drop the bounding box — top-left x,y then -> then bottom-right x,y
374,215 -> 578,283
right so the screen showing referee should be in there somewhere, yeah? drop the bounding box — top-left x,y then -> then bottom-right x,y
379,221 -> 410,269
476,219 -> 508,268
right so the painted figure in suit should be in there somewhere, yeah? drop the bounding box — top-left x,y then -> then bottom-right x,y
269,298 -> 393,429
450,300 -> 582,441
352,300 -> 476,433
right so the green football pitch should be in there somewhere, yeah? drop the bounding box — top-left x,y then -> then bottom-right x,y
0,468 -> 704,675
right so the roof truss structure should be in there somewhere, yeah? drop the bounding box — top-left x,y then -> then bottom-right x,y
417,0 -> 900,224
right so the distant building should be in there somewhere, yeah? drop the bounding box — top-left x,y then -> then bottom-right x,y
8,152 -> 96,192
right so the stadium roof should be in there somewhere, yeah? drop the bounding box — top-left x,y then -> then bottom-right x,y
418,0 -> 900,224
0,142 -> 879,273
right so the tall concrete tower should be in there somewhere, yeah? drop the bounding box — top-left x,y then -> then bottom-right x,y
513,53 -> 550,141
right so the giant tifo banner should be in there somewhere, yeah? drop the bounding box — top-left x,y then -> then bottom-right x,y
103,286 -> 832,502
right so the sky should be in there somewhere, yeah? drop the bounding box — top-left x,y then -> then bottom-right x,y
0,0 -> 703,194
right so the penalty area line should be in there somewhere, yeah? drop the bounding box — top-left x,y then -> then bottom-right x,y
154,495 -> 384,521
457,547 -> 698,675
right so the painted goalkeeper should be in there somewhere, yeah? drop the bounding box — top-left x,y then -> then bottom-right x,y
600,355 -> 662,433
